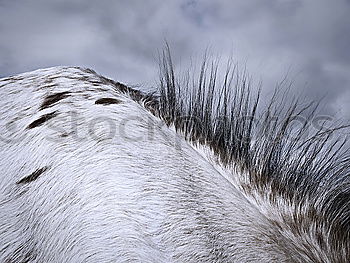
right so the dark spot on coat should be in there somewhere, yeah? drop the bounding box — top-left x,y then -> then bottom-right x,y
27,112 -> 57,129
16,167 -> 49,184
40,91 -> 70,110
95,98 -> 123,105
5,247 -> 38,263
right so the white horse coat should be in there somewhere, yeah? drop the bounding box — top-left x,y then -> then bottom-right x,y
0,66 -> 349,262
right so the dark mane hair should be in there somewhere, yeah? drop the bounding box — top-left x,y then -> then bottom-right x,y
89,46 -> 349,260
155,46 -> 350,260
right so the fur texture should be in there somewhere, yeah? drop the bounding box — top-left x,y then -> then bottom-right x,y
0,56 -> 349,262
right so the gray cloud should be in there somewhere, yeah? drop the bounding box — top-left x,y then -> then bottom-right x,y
0,0 -> 349,119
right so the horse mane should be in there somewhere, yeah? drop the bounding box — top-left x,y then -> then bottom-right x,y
87,47 -> 350,260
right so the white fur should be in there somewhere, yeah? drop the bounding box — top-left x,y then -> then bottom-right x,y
0,67 -> 312,262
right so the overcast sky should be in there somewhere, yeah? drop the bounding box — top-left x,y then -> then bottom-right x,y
0,0 -> 349,120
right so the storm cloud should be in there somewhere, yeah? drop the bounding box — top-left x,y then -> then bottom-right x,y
0,0 -> 349,119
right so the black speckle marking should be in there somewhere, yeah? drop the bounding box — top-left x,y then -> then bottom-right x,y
40,91 -> 70,110
27,112 -> 57,129
16,167 -> 49,184
95,98 -> 122,105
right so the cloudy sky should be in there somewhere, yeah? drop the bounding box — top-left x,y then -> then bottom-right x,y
1,0 -> 349,119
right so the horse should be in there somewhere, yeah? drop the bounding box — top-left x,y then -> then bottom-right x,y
0,51 -> 349,262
